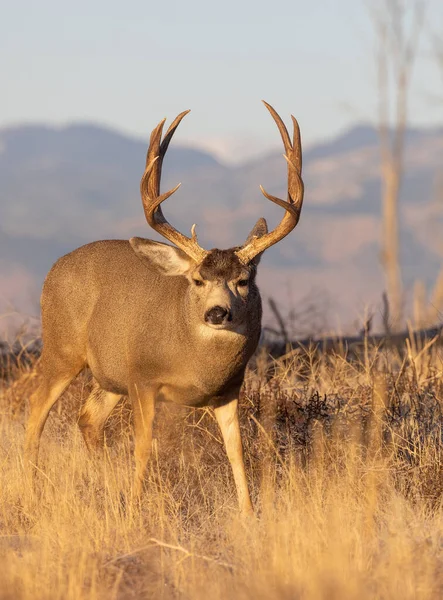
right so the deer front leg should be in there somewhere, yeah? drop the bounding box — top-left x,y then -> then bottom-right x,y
214,395 -> 253,515
129,383 -> 156,498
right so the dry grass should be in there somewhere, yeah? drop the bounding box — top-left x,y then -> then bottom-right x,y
2,339 -> 443,599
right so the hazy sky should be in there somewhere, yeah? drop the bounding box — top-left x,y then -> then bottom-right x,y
2,0 -> 442,161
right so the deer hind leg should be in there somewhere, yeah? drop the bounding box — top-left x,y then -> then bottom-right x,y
78,380 -> 121,452
24,360 -> 81,474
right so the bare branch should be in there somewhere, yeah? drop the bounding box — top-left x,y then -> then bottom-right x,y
369,0 -> 427,330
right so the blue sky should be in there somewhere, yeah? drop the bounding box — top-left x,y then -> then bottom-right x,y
2,0 -> 442,161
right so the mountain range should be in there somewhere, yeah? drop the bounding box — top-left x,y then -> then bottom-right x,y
1,120 -> 442,336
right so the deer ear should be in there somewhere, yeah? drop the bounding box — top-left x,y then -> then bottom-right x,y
130,238 -> 195,276
244,218 -> 268,266
245,218 -> 268,243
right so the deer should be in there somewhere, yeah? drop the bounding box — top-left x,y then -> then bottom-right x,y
24,101 -> 304,514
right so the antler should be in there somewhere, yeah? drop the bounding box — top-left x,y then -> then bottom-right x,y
140,111 -> 208,263
235,101 -> 304,264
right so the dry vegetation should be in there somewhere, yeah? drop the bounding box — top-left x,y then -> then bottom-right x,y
2,336 -> 443,599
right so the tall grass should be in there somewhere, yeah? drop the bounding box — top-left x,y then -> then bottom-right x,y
1,339 -> 443,599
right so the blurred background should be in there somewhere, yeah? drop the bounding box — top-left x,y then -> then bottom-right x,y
1,0 -> 442,339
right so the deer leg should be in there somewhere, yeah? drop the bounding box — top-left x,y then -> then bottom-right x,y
214,396 -> 253,514
129,384 -> 156,498
78,380 -> 121,452
24,363 -> 80,474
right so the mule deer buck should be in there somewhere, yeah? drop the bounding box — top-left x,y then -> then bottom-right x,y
24,101 -> 304,513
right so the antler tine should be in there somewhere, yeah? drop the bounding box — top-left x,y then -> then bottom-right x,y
161,110 -> 191,154
145,119 -> 164,166
262,100 -> 292,155
140,111 -> 208,264
235,102 -> 304,265
291,114 -> 302,173
145,111 -> 190,201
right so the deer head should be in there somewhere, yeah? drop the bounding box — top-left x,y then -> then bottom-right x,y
130,101 -> 304,332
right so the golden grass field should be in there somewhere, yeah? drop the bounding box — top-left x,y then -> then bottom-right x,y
1,337 -> 443,599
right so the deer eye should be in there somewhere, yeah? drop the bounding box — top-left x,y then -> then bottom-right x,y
238,279 -> 249,287
193,279 -> 204,287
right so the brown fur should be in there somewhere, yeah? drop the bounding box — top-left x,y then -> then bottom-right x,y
199,249 -> 244,281
24,104 -> 303,514
25,237 -> 263,512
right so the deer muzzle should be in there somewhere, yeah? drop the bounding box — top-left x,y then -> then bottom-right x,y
204,306 -> 233,326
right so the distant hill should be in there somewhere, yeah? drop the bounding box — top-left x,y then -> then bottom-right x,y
0,120 -> 442,334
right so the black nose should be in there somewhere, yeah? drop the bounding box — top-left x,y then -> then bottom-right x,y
205,306 -> 232,325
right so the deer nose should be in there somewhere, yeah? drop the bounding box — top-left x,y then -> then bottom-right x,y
205,306 -> 232,325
